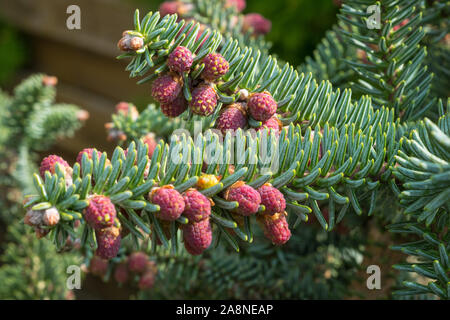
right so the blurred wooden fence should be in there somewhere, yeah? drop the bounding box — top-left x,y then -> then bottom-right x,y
0,0 -> 158,159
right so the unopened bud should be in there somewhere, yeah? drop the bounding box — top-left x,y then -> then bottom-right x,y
117,33 -> 144,52
76,110 -> 90,121
130,37 -> 144,51
42,207 -> 60,226
24,210 -> 43,226
42,75 -> 58,87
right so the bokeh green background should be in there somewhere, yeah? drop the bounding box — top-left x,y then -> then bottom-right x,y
245,0 -> 338,66
0,21 -> 27,86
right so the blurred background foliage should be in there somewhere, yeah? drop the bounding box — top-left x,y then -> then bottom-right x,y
0,20 -> 28,86
245,0 -> 338,65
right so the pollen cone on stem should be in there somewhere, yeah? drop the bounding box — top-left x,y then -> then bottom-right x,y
115,101 -> 139,120
39,155 -> 73,187
114,261 -> 129,284
201,53 -> 229,82
128,252 -> 148,273
247,91 -> 277,122
149,185 -> 185,221
257,183 -> 286,215
96,226 -> 121,260
256,116 -> 282,136
138,270 -> 156,290
182,218 -> 212,255
39,155 -> 71,179
76,148 -> 111,168
182,188 -> 212,223
215,103 -> 248,135
90,255 -> 109,277
243,13 -> 272,36
84,195 -> 117,230
258,212 -> 291,245
160,94 -> 188,118
189,84 -> 217,116
142,133 -> 158,158
151,73 -> 182,104
168,46 -> 194,74
223,181 -> 261,216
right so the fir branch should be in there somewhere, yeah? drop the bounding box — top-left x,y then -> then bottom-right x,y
24,117 -> 399,255
106,103 -> 184,143
118,10 -> 394,135
338,0 -> 437,121
19,9 -> 408,259
1,74 -> 88,147
0,74 -> 87,299
391,101 -> 449,299
300,27 -> 358,88
25,104 -> 86,150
